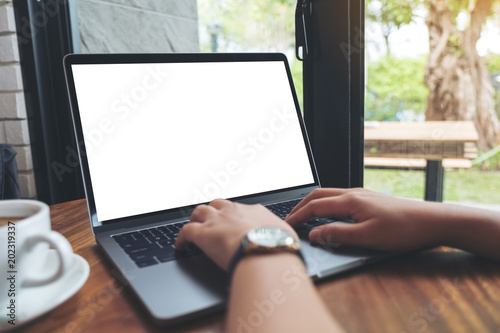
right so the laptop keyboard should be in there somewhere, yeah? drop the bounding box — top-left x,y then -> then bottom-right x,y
265,199 -> 337,238
113,198 -> 336,268
112,221 -> 201,268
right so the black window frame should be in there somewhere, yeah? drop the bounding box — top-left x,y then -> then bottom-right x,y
13,0 -> 83,204
302,0 -> 364,188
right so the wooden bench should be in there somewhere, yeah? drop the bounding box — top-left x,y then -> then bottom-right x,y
364,157 -> 472,170
364,121 -> 479,201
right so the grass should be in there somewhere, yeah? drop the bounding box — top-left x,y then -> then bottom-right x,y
364,168 -> 500,204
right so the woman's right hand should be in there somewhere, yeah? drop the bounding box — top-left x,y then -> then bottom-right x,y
286,188 -> 445,251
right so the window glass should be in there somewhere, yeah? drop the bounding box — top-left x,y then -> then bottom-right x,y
364,0 -> 500,205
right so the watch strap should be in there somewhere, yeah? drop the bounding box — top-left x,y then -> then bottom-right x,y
227,242 -> 306,277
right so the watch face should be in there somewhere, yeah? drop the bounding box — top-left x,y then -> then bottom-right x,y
247,227 -> 295,247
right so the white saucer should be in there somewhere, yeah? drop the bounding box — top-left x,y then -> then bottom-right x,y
0,250 -> 90,331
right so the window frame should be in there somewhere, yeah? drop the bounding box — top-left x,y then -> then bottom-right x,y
13,0 -> 83,204
302,0 -> 364,188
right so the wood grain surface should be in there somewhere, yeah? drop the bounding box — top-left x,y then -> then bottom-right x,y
21,199 -> 500,333
364,121 -> 479,160
364,121 -> 479,142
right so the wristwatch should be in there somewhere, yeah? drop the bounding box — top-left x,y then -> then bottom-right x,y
228,227 -> 305,276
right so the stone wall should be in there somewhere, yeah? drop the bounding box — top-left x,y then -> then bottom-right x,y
77,0 -> 199,53
0,0 -> 36,199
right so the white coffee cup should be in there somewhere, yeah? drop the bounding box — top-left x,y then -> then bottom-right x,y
0,200 -> 74,314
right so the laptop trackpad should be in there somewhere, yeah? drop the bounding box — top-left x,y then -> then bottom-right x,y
132,254 -> 228,323
301,241 -> 378,279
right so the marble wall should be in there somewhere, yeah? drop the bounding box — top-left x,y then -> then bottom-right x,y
77,0 -> 199,53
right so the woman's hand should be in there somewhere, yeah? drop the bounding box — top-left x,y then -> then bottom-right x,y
176,199 -> 298,270
286,188 -> 445,251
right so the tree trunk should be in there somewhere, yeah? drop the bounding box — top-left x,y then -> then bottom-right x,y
424,0 -> 499,150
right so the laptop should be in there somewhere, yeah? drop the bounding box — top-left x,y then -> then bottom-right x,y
63,52 -> 385,325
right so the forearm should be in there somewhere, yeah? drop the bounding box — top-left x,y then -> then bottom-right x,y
418,202 -> 500,260
226,253 -> 343,333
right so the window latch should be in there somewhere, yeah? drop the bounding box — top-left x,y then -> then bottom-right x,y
295,0 -> 311,61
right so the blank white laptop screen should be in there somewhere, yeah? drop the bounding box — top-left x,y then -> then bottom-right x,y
71,61 -> 315,222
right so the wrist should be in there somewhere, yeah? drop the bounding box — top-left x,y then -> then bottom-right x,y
436,204 -> 499,249
232,252 -> 306,281
413,202 -> 492,248
228,227 -> 304,276
409,200 -> 452,246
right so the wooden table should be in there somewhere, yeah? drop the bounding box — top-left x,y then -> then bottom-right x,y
23,199 -> 500,333
364,121 -> 479,201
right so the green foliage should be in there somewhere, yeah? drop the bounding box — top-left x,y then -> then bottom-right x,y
364,169 -> 425,199
486,52 -> 500,72
366,0 -> 420,28
290,59 -> 304,110
446,0 -> 470,25
366,0 -> 423,54
447,34 -> 464,57
496,91 -> 500,121
443,169 -> 500,203
485,52 -> 500,121
473,148 -> 500,171
364,168 -> 500,204
365,55 -> 429,121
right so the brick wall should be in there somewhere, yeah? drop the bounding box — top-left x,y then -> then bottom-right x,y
0,0 -> 36,199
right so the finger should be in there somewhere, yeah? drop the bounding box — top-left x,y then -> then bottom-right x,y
309,223 -> 370,247
288,188 -> 349,217
286,195 -> 353,226
175,222 -> 202,249
190,204 -> 217,222
209,198 -> 233,210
